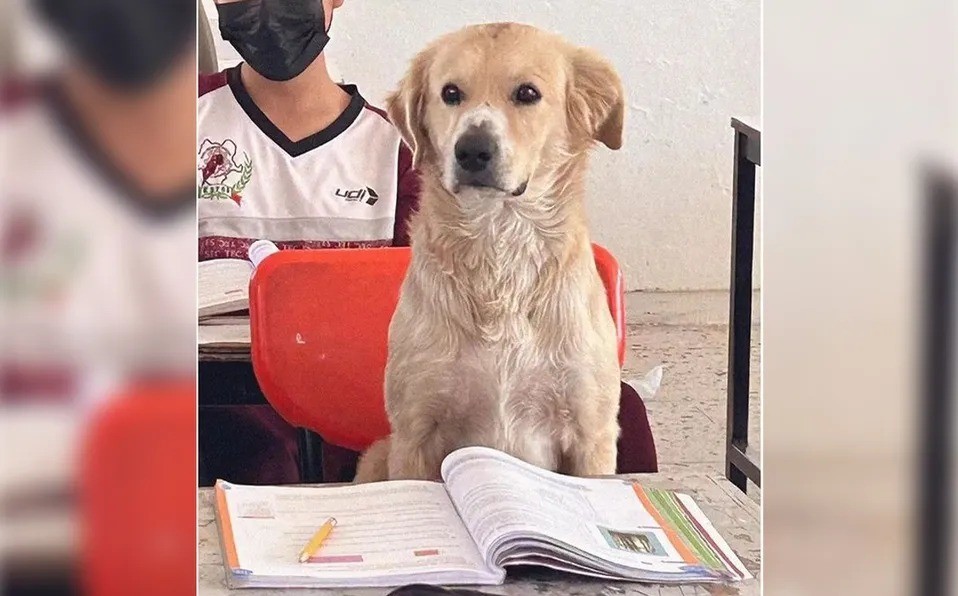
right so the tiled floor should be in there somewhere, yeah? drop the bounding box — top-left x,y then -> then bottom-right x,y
622,291 -> 761,501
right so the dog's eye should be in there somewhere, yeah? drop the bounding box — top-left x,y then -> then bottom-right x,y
441,84 -> 463,106
513,84 -> 542,105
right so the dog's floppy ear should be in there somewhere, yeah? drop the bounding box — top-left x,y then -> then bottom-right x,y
387,48 -> 434,170
566,48 -> 625,150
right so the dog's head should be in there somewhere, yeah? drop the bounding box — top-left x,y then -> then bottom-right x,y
387,23 -> 624,201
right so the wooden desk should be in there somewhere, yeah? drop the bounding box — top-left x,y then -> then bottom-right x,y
197,470 -> 761,595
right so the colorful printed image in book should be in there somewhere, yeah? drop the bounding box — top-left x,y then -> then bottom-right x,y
598,527 -> 668,557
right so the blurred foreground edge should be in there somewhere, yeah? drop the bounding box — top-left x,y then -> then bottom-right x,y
919,166 -> 954,596
80,381 -> 197,596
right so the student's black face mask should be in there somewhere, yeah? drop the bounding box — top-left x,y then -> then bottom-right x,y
35,0 -> 195,90
217,0 -> 331,82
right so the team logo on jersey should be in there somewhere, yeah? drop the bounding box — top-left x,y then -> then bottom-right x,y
335,187 -> 380,206
197,139 -> 253,206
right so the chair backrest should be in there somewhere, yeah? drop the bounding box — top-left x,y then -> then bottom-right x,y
250,245 -> 625,453
80,382 -> 196,596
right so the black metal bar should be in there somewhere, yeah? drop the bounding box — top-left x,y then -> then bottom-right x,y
730,118 -> 762,166
727,464 -> 747,492
918,167 -> 954,596
728,445 -> 761,487
725,125 -> 758,493
298,428 -> 324,483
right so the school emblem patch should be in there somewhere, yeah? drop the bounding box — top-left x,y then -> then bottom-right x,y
197,139 -> 253,206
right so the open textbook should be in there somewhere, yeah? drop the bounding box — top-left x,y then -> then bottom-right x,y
214,447 -> 751,589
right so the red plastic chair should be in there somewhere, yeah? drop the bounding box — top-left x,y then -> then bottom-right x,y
250,245 -> 625,454
80,381 -> 196,596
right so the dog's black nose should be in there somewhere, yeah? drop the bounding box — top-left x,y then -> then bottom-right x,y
455,129 -> 498,173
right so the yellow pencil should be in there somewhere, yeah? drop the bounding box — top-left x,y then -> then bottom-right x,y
298,517 -> 337,563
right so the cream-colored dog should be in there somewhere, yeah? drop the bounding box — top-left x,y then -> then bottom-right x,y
355,23 -> 625,482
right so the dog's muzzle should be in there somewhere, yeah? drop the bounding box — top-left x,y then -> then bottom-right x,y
453,125 -> 502,191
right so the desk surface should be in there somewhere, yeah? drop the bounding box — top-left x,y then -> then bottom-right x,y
197,470 -> 761,595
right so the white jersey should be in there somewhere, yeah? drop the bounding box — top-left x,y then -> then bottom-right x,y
196,66 -> 419,260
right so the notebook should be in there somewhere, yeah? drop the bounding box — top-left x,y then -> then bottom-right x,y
199,315 -> 251,326
198,259 -> 253,319
198,322 -> 251,352
213,447 -> 751,589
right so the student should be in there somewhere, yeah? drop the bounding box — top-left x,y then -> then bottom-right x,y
197,0 -> 419,485
197,0 -> 418,256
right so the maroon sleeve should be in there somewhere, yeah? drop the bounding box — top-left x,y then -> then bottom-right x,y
199,71 -> 228,97
393,142 -> 421,247
1,78 -> 43,114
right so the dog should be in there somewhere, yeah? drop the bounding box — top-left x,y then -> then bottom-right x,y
355,23 -> 625,482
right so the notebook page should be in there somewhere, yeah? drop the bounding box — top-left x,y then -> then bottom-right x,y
216,480 -> 499,584
440,447 -> 750,582
199,315 -> 250,326
198,259 -> 252,317
198,323 -> 250,348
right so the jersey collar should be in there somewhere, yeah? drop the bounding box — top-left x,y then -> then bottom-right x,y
227,64 -> 366,158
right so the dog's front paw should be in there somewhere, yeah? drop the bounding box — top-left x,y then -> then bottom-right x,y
566,439 -> 618,477
354,437 -> 392,483
386,437 -> 444,481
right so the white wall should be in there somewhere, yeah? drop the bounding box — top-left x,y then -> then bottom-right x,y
202,0 -> 760,291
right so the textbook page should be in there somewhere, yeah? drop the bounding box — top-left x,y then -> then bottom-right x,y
440,447 -> 750,582
217,480 -> 502,587
198,259 -> 252,317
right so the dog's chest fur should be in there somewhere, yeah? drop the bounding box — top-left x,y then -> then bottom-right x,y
454,207 -> 572,464
387,198 -> 613,472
